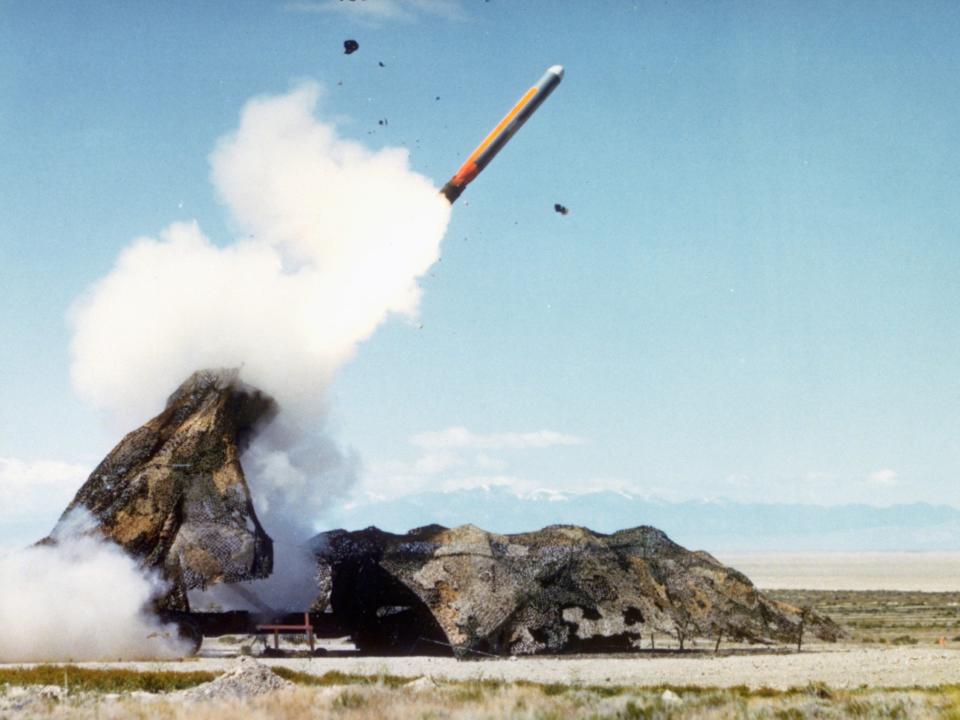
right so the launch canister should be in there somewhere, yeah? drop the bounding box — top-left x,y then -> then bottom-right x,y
441,65 -> 564,204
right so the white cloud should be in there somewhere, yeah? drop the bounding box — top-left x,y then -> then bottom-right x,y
284,0 -> 464,22
413,451 -> 464,475
723,473 -> 753,488
473,452 -> 507,472
361,458 -> 513,497
867,468 -> 898,486
799,471 -> 836,484
358,426 -> 585,499
411,426 -> 585,450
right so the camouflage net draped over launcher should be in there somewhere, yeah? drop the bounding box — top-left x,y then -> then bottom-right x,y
47,370 -> 276,610
44,368 -> 843,653
313,523 -> 844,656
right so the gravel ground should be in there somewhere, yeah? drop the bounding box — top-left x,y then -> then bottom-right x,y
13,644 -> 959,690
174,656 -> 292,701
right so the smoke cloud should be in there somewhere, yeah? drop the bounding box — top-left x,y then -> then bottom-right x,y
63,83 -> 451,613
0,509 -> 189,661
69,81 -> 448,515
71,81 -> 448,426
190,417 -> 362,612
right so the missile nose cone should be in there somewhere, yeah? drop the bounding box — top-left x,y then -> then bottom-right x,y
547,65 -> 564,80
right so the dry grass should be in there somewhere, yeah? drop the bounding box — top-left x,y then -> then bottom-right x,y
9,684 -> 960,719
768,589 -> 960,646
6,670 -> 960,719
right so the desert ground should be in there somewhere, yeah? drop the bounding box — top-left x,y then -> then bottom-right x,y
720,553 -> 960,592
4,589 -> 960,718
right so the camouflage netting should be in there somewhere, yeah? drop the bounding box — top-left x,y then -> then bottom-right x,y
47,369 -> 276,610
44,369 -> 845,650
312,523 -> 844,655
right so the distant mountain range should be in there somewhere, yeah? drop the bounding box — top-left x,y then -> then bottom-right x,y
320,487 -> 960,552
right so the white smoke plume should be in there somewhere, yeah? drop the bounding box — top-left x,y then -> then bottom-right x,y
69,82 -> 448,520
71,82 -> 450,427
0,509 -> 189,661
191,416 -> 361,612
63,83 -> 451,613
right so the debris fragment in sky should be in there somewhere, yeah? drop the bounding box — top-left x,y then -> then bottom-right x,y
554,203 -> 569,215
343,40 -> 359,55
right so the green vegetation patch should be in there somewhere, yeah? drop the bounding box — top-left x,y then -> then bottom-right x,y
0,665 -> 216,693
270,667 -> 410,689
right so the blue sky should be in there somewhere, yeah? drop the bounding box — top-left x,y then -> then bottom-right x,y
3,1 -> 960,545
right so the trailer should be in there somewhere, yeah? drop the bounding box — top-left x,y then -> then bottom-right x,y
159,610 -> 348,655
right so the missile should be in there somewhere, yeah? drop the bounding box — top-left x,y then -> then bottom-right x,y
441,65 -> 564,204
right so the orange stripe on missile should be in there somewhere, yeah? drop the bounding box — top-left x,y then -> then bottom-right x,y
467,86 -> 538,164
441,66 -> 562,204
450,86 -> 539,186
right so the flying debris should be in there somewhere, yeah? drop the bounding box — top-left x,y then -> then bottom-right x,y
554,203 -> 569,215
441,65 -> 564,204
343,39 -> 359,55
